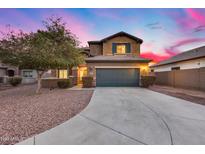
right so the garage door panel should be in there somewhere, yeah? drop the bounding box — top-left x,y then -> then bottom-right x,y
96,68 -> 139,87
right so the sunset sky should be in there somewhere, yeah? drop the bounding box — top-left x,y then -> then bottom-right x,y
0,8 -> 205,62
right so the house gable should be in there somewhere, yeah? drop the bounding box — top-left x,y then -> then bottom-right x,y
100,31 -> 143,43
88,31 -> 142,57
102,35 -> 141,56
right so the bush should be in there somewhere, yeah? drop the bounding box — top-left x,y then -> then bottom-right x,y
82,76 -> 93,88
69,76 -> 77,86
140,75 -> 156,88
8,76 -> 22,86
0,77 -> 3,83
57,80 -> 71,89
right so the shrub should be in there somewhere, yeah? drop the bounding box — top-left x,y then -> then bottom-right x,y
57,80 -> 71,89
69,76 -> 77,86
141,75 -> 156,88
0,77 -> 3,83
82,76 -> 93,88
8,76 -> 22,86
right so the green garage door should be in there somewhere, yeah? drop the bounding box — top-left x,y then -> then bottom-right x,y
96,68 -> 139,87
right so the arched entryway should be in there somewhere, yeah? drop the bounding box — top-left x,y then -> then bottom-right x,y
7,69 -> 15,77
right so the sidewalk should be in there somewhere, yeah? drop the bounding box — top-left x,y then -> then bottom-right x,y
68,84 -> 95,91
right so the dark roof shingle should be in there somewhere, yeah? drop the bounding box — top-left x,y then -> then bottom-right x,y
88,31 -> 143,44
85,55 -> 151,63
151,46 -> 205,67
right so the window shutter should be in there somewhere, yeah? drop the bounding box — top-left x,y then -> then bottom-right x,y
126,43 -> 131,53
112,43 -> 116,54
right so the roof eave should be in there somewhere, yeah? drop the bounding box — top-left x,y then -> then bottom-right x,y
88,31 -> 143,45
88,41 -> 102,45
150,55 -> 205,68
85,59 -> 151,63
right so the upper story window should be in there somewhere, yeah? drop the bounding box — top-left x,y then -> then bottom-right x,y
116,44 -> 126,54
112,43 -> 131,55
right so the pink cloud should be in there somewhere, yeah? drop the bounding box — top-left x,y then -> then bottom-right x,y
167,9 -> 205,33
141,42 -> 154,50
141,51 -> 171,62
140,37 -> 179,62
0,9 -> 96,46
65,16 -> 96,46
163,37 -> 205,60
0,24 -> 23,38
42,10 -> 97,46
170,38 -> 205,48
177,18 -> 195,30
167,11 -> 196,32
141,42 -> 176,62
185,9 -> 205,25
140,44 -> 178,62
141,37 -> 205,62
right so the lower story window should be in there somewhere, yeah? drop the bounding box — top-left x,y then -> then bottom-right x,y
59,69 -> 68,79
23,71 -> 33,78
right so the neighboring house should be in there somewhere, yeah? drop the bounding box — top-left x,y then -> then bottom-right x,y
0,62 -> 19,83
0,62 -> 18,77
0,62 -> 38,84
20,69 -> 54,84
150,46 -> 205,72
20,69 -> 38,84
150,46 -> 205,90
54,31 -> 151,87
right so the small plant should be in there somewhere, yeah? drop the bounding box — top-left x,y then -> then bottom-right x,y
141,75 -> 156,88
82,76 -> 93,88
57,80 -> 71,89
8,76 -> 22,86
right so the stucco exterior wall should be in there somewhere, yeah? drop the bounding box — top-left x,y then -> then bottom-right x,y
152,57 -> 205,72
102,36 -> 140,56
20,69 -> 38,84
0,68 -> 6,77
0,62 -> 19,79
89,44 -> 103,56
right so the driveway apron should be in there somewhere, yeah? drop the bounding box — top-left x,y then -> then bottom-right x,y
18,88 -> 205,145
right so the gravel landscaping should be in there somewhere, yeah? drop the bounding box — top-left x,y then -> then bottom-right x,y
149,85 -> 205,105
0,84 -> 93,145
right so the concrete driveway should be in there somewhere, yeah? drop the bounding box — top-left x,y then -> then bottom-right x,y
19,88 -> 205,145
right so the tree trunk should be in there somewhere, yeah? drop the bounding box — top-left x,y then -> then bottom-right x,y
69,66 -> 73,76
36,71 -> 44,94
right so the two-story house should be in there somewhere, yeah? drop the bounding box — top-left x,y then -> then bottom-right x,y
55,31 -> 151,87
